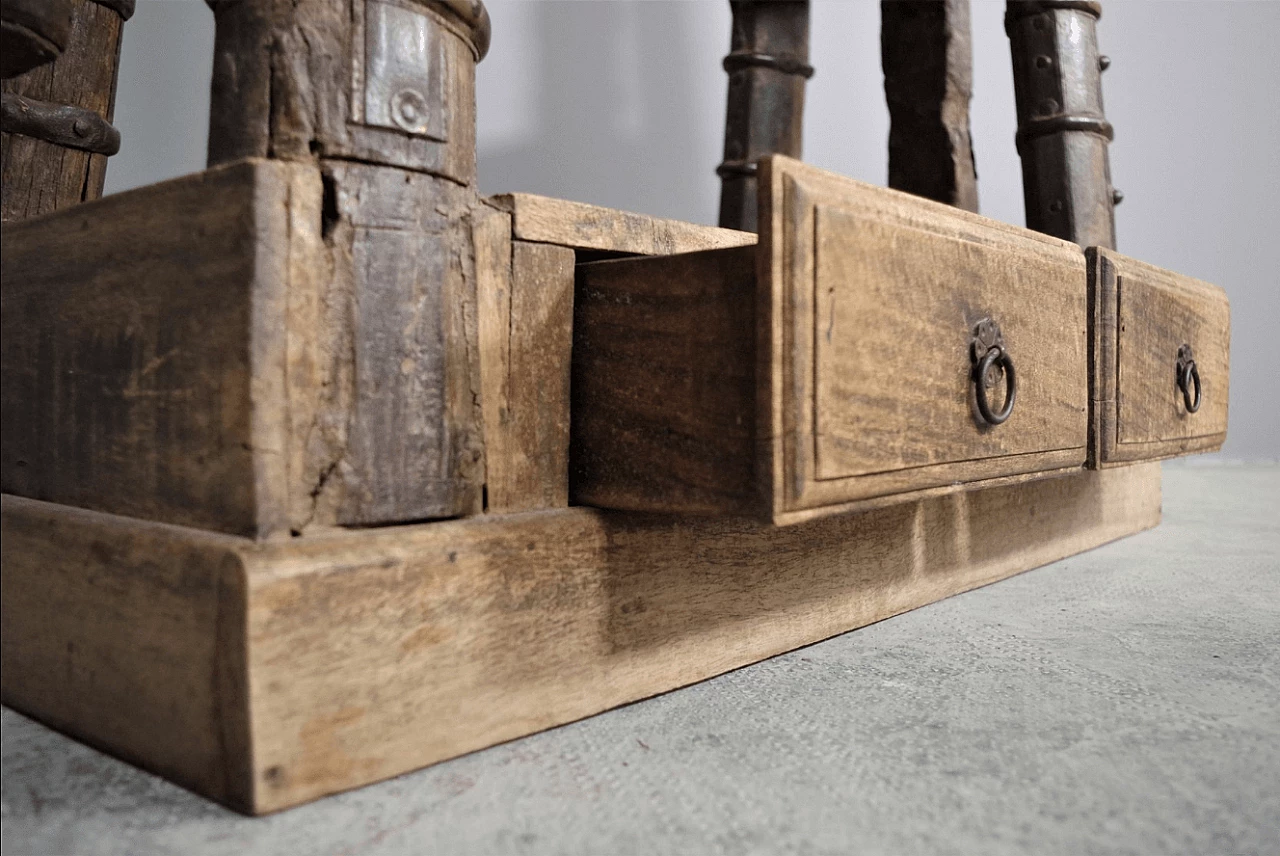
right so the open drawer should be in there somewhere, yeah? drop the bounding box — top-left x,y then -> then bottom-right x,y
571,156 -> 1090,523
1088,248 -> 1230,467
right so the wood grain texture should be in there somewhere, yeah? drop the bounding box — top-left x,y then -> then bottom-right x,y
881,0 -> 978,212
488,192 -> 756,256
0,497 -> 254,809
206,0 -> 479,183
487,240 -> 575,511
762,156 -> 1088,521
1,462 -> 1162,814
318,160 -> 484,525
806,201 -> 1086,488
476,209 -> 577,512
573,156 -> 1088,522
1088,248 -> 1229,466
572,246 -> 759,515
0,159 -> 299,536
1,0 -> 123,220
1,158 -> 486,535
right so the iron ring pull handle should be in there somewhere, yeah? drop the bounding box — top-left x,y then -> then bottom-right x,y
1177,344 -> 1202,414
974,345 -> 1017,426
970,318 -> 1017,427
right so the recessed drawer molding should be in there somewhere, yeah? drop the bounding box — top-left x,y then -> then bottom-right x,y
571,156 -> 1091,524
1087,248 -> 1230,467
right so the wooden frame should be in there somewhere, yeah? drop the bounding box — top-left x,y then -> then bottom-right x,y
759,157 -> 1089,522
0,0 -> 1227,819
1088,248 -> 1230,467
2,463 -> 1161,815
570,157 -> 1098,525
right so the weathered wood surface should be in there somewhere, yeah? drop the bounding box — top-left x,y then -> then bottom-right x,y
0,497 -> 253,808
805,198 -> 1085,485
319,160 -> 484,525
572,246 -> 759,515
1,0 -> 125,220
761,157 -> 1089,522
1,462 -> 1162,814
479,191 -> 754,513
573,156 -> 1088,523
478,233 -> 575,512
488,192 -> 756,256
206,0 -> 482,183
1088,248 -> 1229,467
881,0 -> 978,212
0,160 -> 298,536
1006,0 -> 1116,248
1,158 -> 486,536
717,0 -> 812,232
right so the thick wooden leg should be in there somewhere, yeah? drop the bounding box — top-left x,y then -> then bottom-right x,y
1,0 -> 130,221
1006,0 -> 1117,248
881,0 -> 979,212
717,0 -> 812,232
2,463 -> 1160,814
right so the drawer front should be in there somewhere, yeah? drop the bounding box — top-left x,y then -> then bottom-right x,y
1089,249 -> 1229,465
760,157 -> 1089,522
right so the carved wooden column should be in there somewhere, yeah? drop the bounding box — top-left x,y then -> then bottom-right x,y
1006,0 -> 1117,248
0,0 -> 131,221
881,0 -> 978,212
717,0 -> 812,232
206,0 -> 492,526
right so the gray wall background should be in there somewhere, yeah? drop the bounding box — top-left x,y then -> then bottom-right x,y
105,0 -> 1279,461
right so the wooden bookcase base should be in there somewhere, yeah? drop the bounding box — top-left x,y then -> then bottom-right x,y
0,463 -> 1161,815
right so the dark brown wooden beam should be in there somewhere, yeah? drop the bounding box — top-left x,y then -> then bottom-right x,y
1006,0 -> 1118,249
881,0 -> 979,212
0,0 -> 128,221
717,0 -> 812,232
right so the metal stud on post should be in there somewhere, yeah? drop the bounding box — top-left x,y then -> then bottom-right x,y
1006,0 -> 1118,249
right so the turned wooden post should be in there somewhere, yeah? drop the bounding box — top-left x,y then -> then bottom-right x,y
881,0 -> 978,212
206,0 -> 493,526
1006,0 -> 1117,248
206,0 -> 488,181
717,0 -> 812,232
0,0 -> 131,221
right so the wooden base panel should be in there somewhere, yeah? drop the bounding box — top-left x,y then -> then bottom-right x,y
0,463 -> 1161,815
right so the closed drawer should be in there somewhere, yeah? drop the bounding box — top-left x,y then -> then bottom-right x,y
571,157 -> 1088,524
1088,248 -> 1229,466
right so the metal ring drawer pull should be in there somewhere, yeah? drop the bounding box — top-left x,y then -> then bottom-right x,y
971,318 -> 1017,427
1177,344 -> 1201,413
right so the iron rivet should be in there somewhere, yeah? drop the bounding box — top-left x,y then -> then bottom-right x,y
390,89 -> 429,132
1049,200 -> 1064,213
1099,55 -> 1111,71
1038,98 -> 1059,116
1111,188 -> 1124,205
1035,54 -> 1052,69
72,117 -> 90,137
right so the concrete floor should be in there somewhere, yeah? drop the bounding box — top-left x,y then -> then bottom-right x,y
3,465 -> 1278,855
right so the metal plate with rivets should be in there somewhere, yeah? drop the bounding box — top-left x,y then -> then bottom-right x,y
362,0 -> 447,141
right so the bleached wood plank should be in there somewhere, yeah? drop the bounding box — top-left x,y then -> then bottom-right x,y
489,192 -> 756,256
2,463 -> 1160,814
